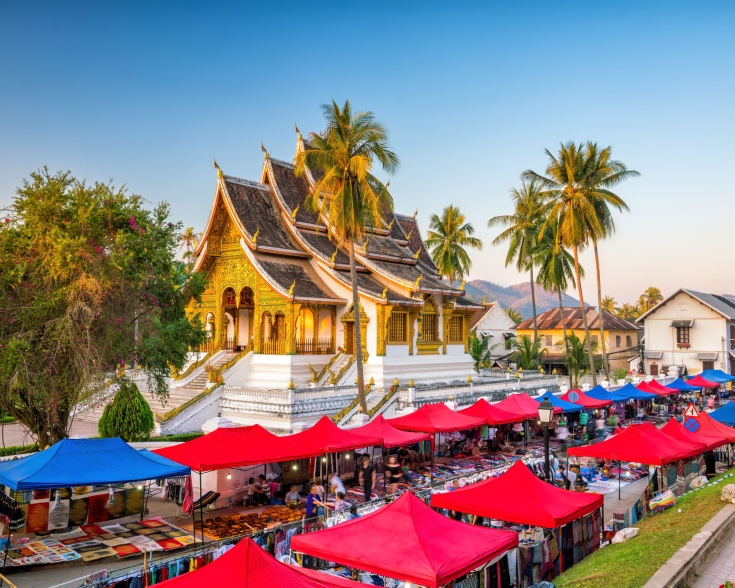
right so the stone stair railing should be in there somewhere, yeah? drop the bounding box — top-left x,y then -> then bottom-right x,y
308,351 -> 344,386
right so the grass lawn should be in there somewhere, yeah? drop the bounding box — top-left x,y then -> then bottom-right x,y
554,468 -> 735,588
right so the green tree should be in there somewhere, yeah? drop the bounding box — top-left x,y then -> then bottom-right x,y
505,334 -> 546,370
294,101 -> 398,413
489,179 -> 545,343
424,205 -> 482,283
616,302 -> 638,320
523,142 -> 635,386
559,332 -> 600,389
601,296 -> 616,314
532,218 -> 581,369
644,286 -> 663,310
582,143 -> 638,376
505,307 -> 523,324
98,380 -> 154,441
0,169 -> 206,448
468,332 -> 499,373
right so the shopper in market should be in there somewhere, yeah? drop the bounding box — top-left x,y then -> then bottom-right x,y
329,473 -> 345,496
385,454 -> 404,494
595,414 -> 606,439
397,446 -> 412,468
358,454 -> 375,502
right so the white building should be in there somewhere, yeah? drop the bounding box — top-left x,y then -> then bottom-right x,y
469,302 -> 516,358
636,289 -> 735,376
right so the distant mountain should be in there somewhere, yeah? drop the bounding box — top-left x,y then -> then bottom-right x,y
465,279 -> 587,320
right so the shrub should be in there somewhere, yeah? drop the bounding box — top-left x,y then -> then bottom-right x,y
98,380 -> 154,442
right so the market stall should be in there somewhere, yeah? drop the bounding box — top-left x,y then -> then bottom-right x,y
458,398 -> 524,425
661,419 -> 727,451
686,375 -> 719,389
560,389 -> 612,409
388,402 -> 486,434
667,378 -> 701,392
155,536 -> 362,587
585,385 -> 628,403
431,461 -> 603,585
636,380 -> 678,396
701,369 -> 735,383
612,382 -> 657,402
291,491 -> 519,588
495,393 -> 561,418
534,390 -> 584,413
352,414 -> 431,448
711,400 -> 735,427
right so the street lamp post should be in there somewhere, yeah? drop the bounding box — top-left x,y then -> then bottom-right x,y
538,399 -> 554,483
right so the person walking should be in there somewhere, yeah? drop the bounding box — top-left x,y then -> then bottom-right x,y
385,455 -> 404,494
358,455 -> 375,502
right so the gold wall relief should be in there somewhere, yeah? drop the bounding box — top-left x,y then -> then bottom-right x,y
376,305 -> 395,357
341,303 -> 369,362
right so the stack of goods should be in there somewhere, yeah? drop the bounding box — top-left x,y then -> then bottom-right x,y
5,518 -> 193,566
199,506 -> 306,539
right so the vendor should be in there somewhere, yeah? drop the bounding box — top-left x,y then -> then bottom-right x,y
329,473 -> 345,496
397,446 -> 412,468
284,484 -> 304,507
248,477 -> 269,506
305,485 -> 325,519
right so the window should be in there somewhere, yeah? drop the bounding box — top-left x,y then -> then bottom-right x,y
650,364 -> 659,376
626,335 -> 632,348
703,360 -> 715,371
448,316 -> 463,342
388,312 -> 407,343
676,327 -> 690,346
545,335 -> 553,347
615,335 -> 621,348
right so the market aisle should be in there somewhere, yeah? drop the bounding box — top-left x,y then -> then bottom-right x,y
692,526 -> 735,587
602,476 -> 649,519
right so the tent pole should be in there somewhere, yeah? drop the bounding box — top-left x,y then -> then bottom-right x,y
198,470 -> 204,544
383,446 -> 386,495
191,473 -> 196,548
431,434 -> 435,484
618,460 -> 621,500
0,512 -> 11,588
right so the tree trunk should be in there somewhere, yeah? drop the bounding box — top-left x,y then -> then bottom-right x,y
593,240 -> 607,377
573,245 -> 597,386
349,237 -> 368,413
558,287 -> 569,376
530,266 -> 538,344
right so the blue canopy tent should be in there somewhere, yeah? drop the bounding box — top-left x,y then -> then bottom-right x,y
667,377 -> 701,392
0,438 -> 190,490
701,370 -> 735,383
612,382 -> 657,402
586,385 -> 629,403
711,401 -> 735,427
535,390 -> 584,413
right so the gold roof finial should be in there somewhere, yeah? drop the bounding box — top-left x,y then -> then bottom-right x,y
294,123 -> 302,141
290,204 -> 299,220
288,280 -> 296,295
482,295 -> 488,305
387,217 -> 395,231
413,249 -> 420,260
213,157 -> 223,179
261,142 -> 270,159
414,275 -> 423,289
361,237 -> 369,253
381,286 -> 388,299
330,247 -> 339,263
405,228 -> 413,241
460,280 -> 466,290
413,208 -> 418,220
252,227 -> 259,243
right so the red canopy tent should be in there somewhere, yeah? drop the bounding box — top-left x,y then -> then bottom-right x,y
288,416 -> 383,454
291,491 -> 518,588
153,425 -> 316,471
560,389 -> 612,409
637,380 -> 678,396
660,419 -> 728,452
458,398 -> 525,425
431,461 -> 603,528
687,375 -> 719,388
495,393 -> 561,419
388,402 -> 485,434
567,422 -> 703,465
688,410 -> 735,443
352,415 -> 431,448
156,537 -> 361,588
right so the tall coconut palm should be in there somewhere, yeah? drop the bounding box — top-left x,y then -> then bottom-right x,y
505,334 -> 546,370
559,333 -> 599,389
601,296 -> 616,314
644,286 -> 663,310
295,101 -> 399,412
532,218 -> 581,370
180,227 -> 199,253
489,179 -> 545,343
424,205 -> 483,283
582,143 -> 638,377
617,302 -> 638,321
505,307 -> 523,324
522,143 -> 598,384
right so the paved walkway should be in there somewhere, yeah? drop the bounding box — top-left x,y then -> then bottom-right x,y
603,476 -> 650,522
692,526 -> 735,587
0,420 -> 99,449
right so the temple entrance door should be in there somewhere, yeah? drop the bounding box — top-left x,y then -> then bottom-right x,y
345,323 -> 355,355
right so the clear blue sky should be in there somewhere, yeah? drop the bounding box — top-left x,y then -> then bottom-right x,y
2,1 -> 734,304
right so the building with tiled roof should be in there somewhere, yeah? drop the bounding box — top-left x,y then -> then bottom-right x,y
187,130 -> 481,391
514,307 -> 641,374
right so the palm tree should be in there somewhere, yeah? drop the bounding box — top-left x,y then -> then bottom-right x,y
559,333 -> 599,389
180,227 -> 200,254
424,205 -> 483,283
533,218 -> 581,368
468,332 -> 499,373
294,101 -> 399,413
582,143 -> 638,377
616,302 -> 638,321
601,296 -> 616,314
505,334 -> 545,370
644,286 -> 663,310
489,180 -> 545,343
524,142 -> 637,386
505,307 -> 523,324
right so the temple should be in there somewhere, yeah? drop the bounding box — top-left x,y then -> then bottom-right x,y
186,130 -> 481,392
